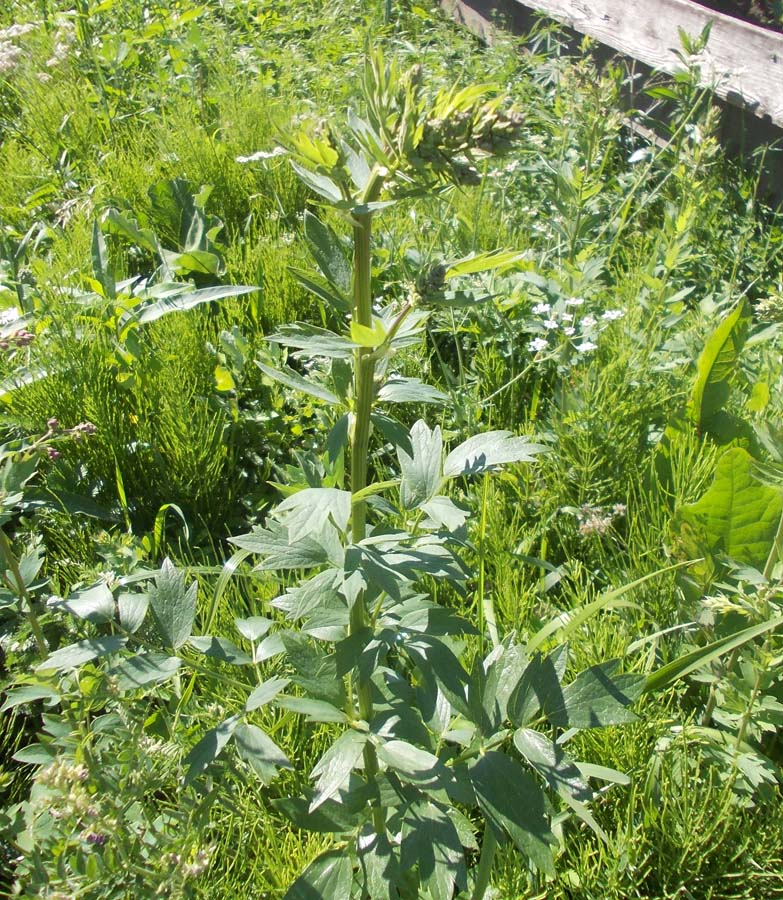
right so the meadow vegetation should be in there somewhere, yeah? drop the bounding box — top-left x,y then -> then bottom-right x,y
1,1 -> 783,897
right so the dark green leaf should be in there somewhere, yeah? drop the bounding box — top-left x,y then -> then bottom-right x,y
546,661 -> 643,728
310,729 -> 367,810
281,632 -> 346,706
290,161 -> 343,204
189,636 -> 253,665
0,685 -> 60,713
358,827 -> 400,900
277,696 -> 348,723
289,267 -> 350,315
37,636 -> 127,671
397,420 -> 443,510
400,799 -> 466,900
148,558 -> 197,650
183,715 -> 240,784
513,728 -> 591,802
507,646 -> 567,727
234,723 -> 291,783
245,676 -> 289,711
108,652 -> 182,690
230,521 -> 333,570
284,850 -> 353,900
274,795 -> 362,833
377,739 -> 450,789
469,751 -> 555,874
304,211 -> 352,295
444,432 -> 545,477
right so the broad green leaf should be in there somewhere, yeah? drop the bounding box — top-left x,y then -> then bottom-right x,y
282,631 -> 345,706
420,495 -> 470,531
230,521 -> 333,570
310,729 -> 368,810
445,249 -> 523,278
644,615 -> 783,694
37,636 -> 127,671
0,685 -> 60,713
376,739 -> 449,787
688,300 -> 750,429
672,447 -> 783,571
245,676 -> 290,711
136,284 -> 256,325
545,660 -> 644,729
103,209 -> 159,254
358,827 -> 400,900
117,592 -> 149,633
108,652 -> 182,690
304,211 -> 352,294
378,377 -> 447,405
469,751 -> 555,875
397,420 -> 443,510
275,487 -> 351,537
513,728 -> 591,802
234,723 -> 291,783
400,800 -> 465,900
235,616 -> 274,642
350,319 -> 387,349
214,365 -> 235,392
183,714 -> 240,784
277,696 -> 348,723
405,636 -> 470,719
59,582 -> 115,624
371,412 -> 413,456
444,431 -> 545,477
188,636 -> 252,665
284,850 -> 353,900
91,219 -> 115,300
507,646 -> 568,727
267,323 -> 356,359
288,267 -> 350,314
14,743 -> 58,765
274,795 -> 361,833
147,558 -> 197,650
290,161 -> 343,204
255,360 -> 339,405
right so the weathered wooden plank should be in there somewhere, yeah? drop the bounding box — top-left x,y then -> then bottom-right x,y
442,0 -> 783,126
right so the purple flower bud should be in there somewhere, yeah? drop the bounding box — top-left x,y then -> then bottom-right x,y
46,447 -> 61,460
85,832 -> 108,846
47,418 -> 59,431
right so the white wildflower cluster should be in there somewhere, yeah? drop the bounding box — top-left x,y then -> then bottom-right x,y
46,16 -> 76,69
525,296 -> 625,357
575,502 -> 626,537
0,23 -> 36,76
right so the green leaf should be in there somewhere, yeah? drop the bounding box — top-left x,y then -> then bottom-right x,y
400,800 -> 466,900
37,636 -> 127,671
91,219 -> 115,299
397,420 -> 443,510
420,495 -> 470,531
235,616 -> 273,642
275,488 -> 351,537
108,652 -> 182,690
274,795 -> 361,834
147,558 -> 197,649
104,208 -> 159,254
444,431 -> 545,477
136,284 -> 256,325
117,592 -> 149,633
445,249 -> 523,278
230,521 -> 333,569
183,714 -> 240,784
290,161 -> 344,204
376,739 -> 450,787
289,267 -> 350,315
358,828 -> 400,900
304,211 -> 352,295
267,323 -> 356,359
281,631 -> 346,706
245,676 -> 290,711
672,447 -> 783,571
256,360 -> 340,405
59,582 -> 115,624
469,751 -> 555,875
234,723 -> 291,783
0,685 -> 60,713
507,646 -> 568,727
310,729 -> 367,810
277,696 -> 348,723
644,615 -> 783,694
513,728 -> 591,802
378,377 -> 447,405
284,850 -> 353,900
188,636 -> 252,665
688,300 -> 750,429
545,660 -> 644,729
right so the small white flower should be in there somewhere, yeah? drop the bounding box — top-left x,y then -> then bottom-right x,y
542,319 -> 558,329
602,309 -> 625,321
581,315 -> 596,327
528,337 -> 549,352
236,147 -> 287,164
0,306 -> 20,325
531,302 -> 550,315
561,313 -> 574,322
565,297 -> 584,307
576,340 -> 597,353
563,326 -> 575,336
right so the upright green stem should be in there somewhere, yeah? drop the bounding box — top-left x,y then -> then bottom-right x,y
349,209 -> 385,832
0,528 -> 47,656
471,827 -> 497,900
